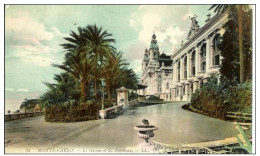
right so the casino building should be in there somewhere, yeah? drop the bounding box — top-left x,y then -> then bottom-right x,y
140,12 -> 228,102
140,34 -> 173,101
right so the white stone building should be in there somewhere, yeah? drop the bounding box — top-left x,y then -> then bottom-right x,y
171,13 -> 228,101
139,12 -> 228,102
140,34 -> 173,101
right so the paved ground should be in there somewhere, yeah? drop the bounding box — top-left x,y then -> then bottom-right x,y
5,102 -> 239,153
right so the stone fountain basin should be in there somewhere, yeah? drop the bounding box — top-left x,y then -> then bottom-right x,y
134,125 -> 158,131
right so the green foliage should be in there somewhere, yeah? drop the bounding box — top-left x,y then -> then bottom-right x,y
45,101 -> 99,122
20,99 -> 38,112
44,99 -> 115,122
39,72 -> 81,108
41,25 -> 139,122
218,5 -> 252,83
191,77 -> 252,119
147,95 -> 160,101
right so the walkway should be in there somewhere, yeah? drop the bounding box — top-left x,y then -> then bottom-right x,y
5,102 -> 239,153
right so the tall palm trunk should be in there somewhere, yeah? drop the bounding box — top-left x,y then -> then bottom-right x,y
238,5 -> 244,83
94,54 -> 98,99
80,81 -> 86,99
107,86 -> 111,101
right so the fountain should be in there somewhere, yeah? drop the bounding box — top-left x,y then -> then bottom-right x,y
134,119 -> 158,152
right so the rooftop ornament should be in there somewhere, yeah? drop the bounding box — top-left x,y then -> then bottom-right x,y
205,14 -> 211,23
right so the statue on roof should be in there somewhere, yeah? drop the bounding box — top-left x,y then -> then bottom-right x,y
187,14 -> 200,40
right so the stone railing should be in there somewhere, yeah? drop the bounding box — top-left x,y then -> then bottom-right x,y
151,141 -> 225,154
226,112 -> 252,123
5,112 -> 44,122
128,99 -> 139,106
99,104 -> 124,119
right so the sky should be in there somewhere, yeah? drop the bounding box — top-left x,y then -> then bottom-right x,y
5,5 -> 215,112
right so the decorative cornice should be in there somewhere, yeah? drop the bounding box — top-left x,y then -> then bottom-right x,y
172,12 -> 227,58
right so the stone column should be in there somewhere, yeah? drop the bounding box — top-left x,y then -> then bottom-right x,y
206,36 -> 211,74
172,62 -> 175,84
172,89 -> 175,101
195,46 -> 200,76
185,83 -> 189,101
187,52 -> 191,78
179,86 -> 183,101
180,57 -> 183,80
176,61 -> 179,82
193,81 -> 198,93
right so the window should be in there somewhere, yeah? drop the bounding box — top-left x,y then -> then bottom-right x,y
184,56 -> 187,79
213,54 -> 220,66
200,43 -> 206,72
212,34 -> 221,67
213,34 -> 220,52
154,53 -> 156,57
176,88 -> 179,97
183,86 -> 185,95
166,83 -> 169,89
191,51 -> 196,76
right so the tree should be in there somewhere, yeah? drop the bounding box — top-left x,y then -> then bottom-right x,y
81,25 -> 116,98
53,50 -> 94,100
20,98 -> 38,113
40,72 -> 81,107
101,52 -> 127,100
209,5 -> 252,83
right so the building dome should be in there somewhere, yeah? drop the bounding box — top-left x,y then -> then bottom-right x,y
150,43 -> 159,50
150,34 -> 159,50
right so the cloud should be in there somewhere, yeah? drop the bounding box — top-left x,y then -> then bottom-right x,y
51,27 -> 69,37
17,89 -> 29,92
5,12 -> 54,41
5,88 -> 29,92
129,5 -> 193,55
5,88 -> 14,91
5,11 -> 65,67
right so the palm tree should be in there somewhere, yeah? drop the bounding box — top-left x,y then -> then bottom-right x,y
53,50 -> 93,100
209,4 -> 249,83
101,52 -> 127,100
81,24 -> 116,98
40,72 -> 81,107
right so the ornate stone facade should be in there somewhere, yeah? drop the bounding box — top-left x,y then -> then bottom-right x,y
171,13 -> 228,101
140,12 -> 228,102
140,34 -> 173,101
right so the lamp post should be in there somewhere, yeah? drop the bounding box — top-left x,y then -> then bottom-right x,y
100,79 -> 106,110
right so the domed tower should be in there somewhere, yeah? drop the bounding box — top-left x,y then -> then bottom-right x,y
149,34 -> 160,62
142,48 -> 149,71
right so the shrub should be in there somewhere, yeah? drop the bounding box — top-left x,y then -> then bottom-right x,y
191,77 -> 252,119
45,100 -> 100,122
45,98 -> 116,122
147,95 -> 160,101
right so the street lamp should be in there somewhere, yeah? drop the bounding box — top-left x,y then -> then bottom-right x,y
100,79 -> 106,110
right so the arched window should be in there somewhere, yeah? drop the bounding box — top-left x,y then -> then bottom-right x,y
200,43 -> 206,72
212,34 -> 221,66
177,61 -> 180,81
183,85 -> 185,95
213,34 -> 220,52
191,51 -> 196,76
184,56 -> 187,79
